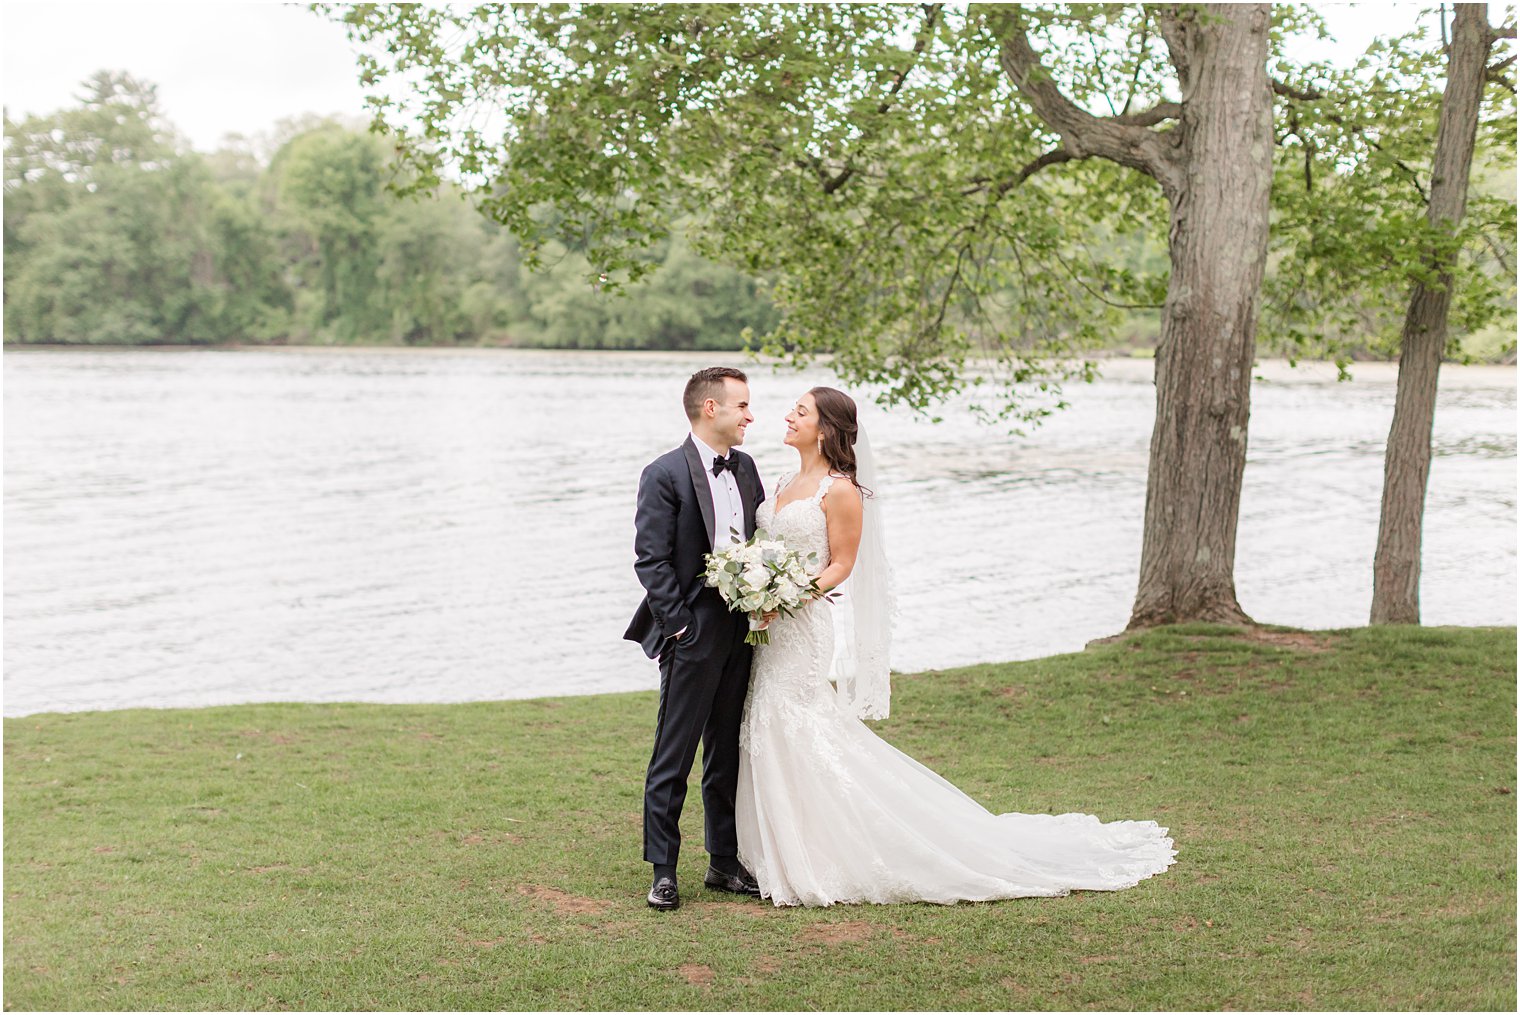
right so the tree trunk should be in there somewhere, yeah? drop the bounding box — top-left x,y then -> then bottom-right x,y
1127,4 -> 1274,629
1370,5 -> 1493,625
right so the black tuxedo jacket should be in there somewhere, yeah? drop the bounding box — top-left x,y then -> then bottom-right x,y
624,436 -> 765,659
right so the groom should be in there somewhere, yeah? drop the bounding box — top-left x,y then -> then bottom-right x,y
625,366 -> 765,910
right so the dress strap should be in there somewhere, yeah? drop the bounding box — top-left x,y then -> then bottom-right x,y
809,474 -> 837,505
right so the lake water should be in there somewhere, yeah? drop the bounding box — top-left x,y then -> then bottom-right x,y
3,347 -> 1514,717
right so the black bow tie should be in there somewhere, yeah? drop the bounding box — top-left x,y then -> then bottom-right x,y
711,455 -> 737,477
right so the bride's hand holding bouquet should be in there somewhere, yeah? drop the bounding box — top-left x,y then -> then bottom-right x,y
703,528 -> 836,645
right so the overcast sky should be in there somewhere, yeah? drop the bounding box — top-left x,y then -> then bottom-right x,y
1,1 -> 1454,154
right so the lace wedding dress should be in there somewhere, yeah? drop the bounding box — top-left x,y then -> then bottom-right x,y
734,473 -> 1178,907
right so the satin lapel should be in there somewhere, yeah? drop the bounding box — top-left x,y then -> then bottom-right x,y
682,436 -> 716,548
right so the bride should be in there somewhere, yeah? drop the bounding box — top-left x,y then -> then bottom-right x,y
734,386 -> 1177,907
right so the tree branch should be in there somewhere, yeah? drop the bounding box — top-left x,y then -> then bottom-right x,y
1149,3 -> 1196,99
1117,15 -> 1155,119
1270,77 -> 1430,204
991,8 -> 1177,185
1284,105 -> 1314,192
1486,54 -> 1517,91
1049,244 -> 1165,310
927,239 -> 970,339
819,2 -> 943,195
1111,101 -> 1182,126
961,147 -> 1081,196
1480,228 -> 1516,275
1270,78 -> 1322,101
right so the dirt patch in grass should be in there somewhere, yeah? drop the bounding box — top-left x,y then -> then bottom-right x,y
685,899 -> 771,918
998,977 -> 1034,1001
798,920 -> 879,946
1174,628 -> 1337,652
1246,629 -> 1335,652
1097,626 -> 1338,654
679,963 -> 714,986
1149,647 -> 1303,696
1423,895 -> 1509,920
515,883 -> 611,916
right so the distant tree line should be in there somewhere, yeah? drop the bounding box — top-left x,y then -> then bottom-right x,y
3,71 -> 781,349
3,69 -> 1509,363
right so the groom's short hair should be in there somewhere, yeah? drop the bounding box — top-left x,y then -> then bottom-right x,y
684,366 -> 748,421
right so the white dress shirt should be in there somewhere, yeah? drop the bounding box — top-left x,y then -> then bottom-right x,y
690,432 -> 745,552
671,434 -> 743,644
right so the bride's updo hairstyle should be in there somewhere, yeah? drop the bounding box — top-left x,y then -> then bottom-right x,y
808,386 -> 874,498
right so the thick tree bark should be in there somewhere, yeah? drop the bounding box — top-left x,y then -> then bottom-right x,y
1127,4 -> 1274,628
1370,5 -> 1494,625
996,4 -> 1273,629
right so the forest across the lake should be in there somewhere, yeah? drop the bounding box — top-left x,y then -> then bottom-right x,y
5,71 -> 1514,362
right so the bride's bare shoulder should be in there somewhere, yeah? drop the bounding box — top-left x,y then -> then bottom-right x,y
821,474 -> 863,518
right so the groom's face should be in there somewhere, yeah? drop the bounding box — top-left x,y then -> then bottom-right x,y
710,378 -> 752,448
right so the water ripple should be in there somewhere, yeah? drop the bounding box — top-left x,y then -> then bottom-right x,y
4,348 -> 1514,716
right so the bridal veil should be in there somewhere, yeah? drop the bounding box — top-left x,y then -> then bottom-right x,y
829,423 -> 896,720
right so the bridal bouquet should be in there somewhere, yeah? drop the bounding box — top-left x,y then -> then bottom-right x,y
703,529 -> 831,645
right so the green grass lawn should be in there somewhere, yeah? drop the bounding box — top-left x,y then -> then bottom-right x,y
4,624 -> 1515,1011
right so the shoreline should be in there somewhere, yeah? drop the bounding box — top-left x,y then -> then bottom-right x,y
6,342 -> 1516,387
6,622 -> 1515,721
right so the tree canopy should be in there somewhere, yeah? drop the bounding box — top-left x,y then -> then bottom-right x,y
327,2 -> 1514,422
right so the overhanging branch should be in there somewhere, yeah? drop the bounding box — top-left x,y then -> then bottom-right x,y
961,146 -> 1080,196
1486,54 -> 1517,91
991,8 -> 1177,186
1150,3 -> 1196,98
1271,77 -> 1430,205
819,2 -> 943,195
1112,101 -> 1183,126
1270,78 -> 1321,102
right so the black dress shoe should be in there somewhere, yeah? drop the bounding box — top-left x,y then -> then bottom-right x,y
704,864 -> 761,896
647,875 -> 679,910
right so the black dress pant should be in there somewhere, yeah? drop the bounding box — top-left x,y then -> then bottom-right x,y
642,587 -> 752,866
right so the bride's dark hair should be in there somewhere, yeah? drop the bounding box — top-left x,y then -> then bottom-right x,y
808,386 -> 873,498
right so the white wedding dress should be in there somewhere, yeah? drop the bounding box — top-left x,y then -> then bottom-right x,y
734,473 -> 1178,907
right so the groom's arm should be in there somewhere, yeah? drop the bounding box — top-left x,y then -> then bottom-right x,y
633,461 -> 694,640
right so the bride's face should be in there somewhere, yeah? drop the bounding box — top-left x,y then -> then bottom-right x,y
783,393 -> 822,451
